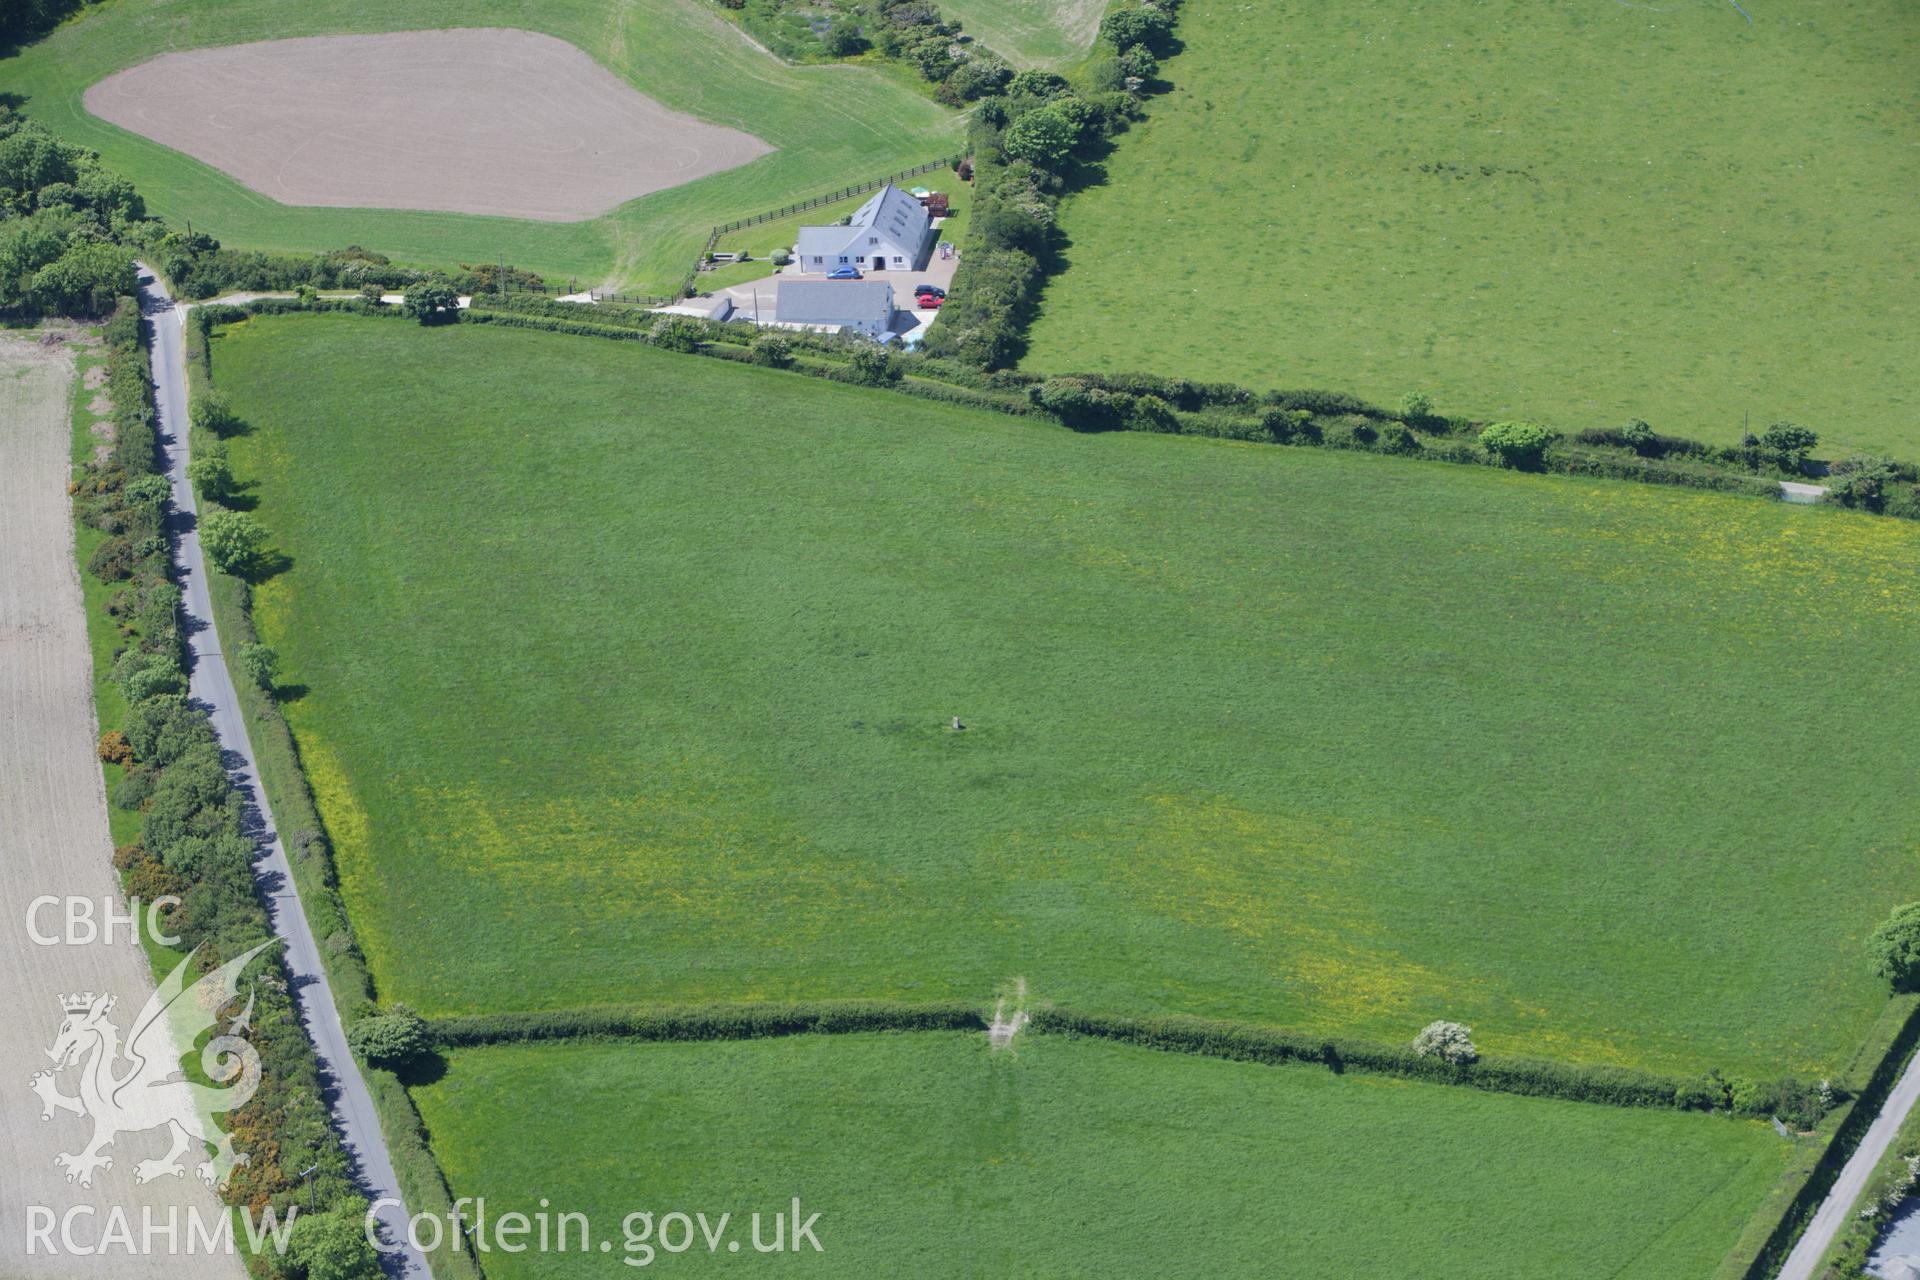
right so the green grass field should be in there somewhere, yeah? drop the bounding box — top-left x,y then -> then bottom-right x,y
213,314 -> 1920,1077
1023,0 -> 1920,458
937,0 -> 1107,67
4,0 -> 959,291
413,1032 -> 1787,1277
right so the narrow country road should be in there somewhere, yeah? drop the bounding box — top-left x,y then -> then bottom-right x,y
1777,1045 -> 1920,1280
137,269 -> 429,1278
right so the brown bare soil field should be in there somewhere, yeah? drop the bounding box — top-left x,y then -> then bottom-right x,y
0,335 -> 242,1277
83,28 -> 774,221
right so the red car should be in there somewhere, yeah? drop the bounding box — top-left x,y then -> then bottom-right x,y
916,293 -> 944,309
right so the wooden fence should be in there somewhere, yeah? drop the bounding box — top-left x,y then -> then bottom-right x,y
676,156 -> 959,297
709,157 -> 956,237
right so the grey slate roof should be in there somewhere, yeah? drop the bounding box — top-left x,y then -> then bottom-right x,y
794,223 -> 863,260
851,183 -> 930,248
774,280 -> 894,327
793,184 -> 930,262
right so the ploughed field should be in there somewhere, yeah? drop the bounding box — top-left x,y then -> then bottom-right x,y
213,314 -> 1920,1079
84,30 -> 773,223
1022,0 -> 1920,458
7,0 -> 957,290
412,1032 -> 1788,1278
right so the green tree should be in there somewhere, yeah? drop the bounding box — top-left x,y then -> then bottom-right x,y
73,168 -> 143,225
346,1008 -> 430,1070
1760,422 -> 1818,455
186,444 -> 234,501
190,391 -> 241,437
749,333 -> 793,369
236,642 -> 278,692
1866,903 -> 1920,991
125,473 -> 171,506
651,317 -> 706,353
1759,422 -> 1819,472
200,509 -> 267,575
1126,393 -> 1178,433
0,211 -> 76,308
1099,4 -> 1174,53
845,345 -> 899,387
1412,1019 -> 1478,1065
1826,456 -> 1904,513
1002,104 -> 1079,168
286,1207 -> 384,1280
0,128 -> 76,198
1479,421 -> 1554,469
1007,70 -> 1070,100
112,649 -> 183,704
1118,44 -> 1158,80
822,18 -> 865,57
401,279 -> 458,323
29,241 -> 135,316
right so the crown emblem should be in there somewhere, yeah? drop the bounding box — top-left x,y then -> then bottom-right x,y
60,992 -> 101,1014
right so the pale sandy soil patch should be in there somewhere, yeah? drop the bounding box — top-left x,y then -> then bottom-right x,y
84,28 -> 774,221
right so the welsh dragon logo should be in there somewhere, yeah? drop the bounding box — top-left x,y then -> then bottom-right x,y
29,940 -> 274,1189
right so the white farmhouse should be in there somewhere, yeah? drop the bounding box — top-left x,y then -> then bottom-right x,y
794,184 -> 932,275
772,280 -> 896,339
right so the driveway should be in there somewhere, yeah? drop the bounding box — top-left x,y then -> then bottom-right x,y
705,221 -> 961,340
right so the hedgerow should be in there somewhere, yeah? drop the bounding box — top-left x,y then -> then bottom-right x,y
428,1001 -> 987,1047
74,299 -> 370,1247
1029,1008 -> 1841,1120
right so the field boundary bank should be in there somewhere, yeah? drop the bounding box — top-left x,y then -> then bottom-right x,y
184,301 -> 483,1280
192,299 -> 1920,1278
421,1000 -> 1838,1123
65,297 -> 402,1266
916,0 -> 1919,519
429,1002 -> 988,1047
202,297 -> 1920,523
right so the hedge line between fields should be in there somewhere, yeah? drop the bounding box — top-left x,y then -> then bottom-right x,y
184,308 -> 381,1016
419,994 -> 1840,1125
194,295 -> 1920,1280
428,1001 -> 988,1048
186,297 -> 472,1280
213,296 -> 1920,520
1028,1009 -> 1838,1117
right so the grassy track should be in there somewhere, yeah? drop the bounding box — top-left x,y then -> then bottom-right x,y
214,314 -> 1920,1077
3,0 -> 958,291
1023,0 -> 1920,457
413,1032 -> 1788,1277
936,0 -> 1107,67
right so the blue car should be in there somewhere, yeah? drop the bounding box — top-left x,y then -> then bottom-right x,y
826,265 -> 863,280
